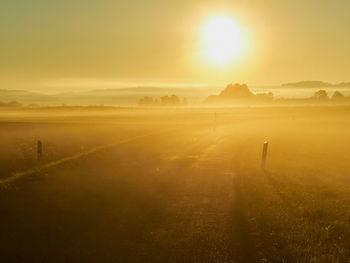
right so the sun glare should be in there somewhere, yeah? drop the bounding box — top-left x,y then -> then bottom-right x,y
202,16 -> 246,65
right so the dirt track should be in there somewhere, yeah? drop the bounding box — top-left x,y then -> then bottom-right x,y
0,125 -> 259,262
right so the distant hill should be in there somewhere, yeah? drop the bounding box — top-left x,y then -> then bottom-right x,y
56,87 -> 219,106
0,89 -> 59,105
0,101 -> 22,107
0,87 -> 220,106
282,81 -> 350,88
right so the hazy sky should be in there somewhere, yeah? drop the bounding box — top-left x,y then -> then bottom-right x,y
1,0 -> 350,92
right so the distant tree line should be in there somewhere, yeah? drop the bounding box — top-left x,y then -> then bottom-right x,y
138,95 -> 188,106
276,89 -> 350,104
310,90 -> 350,102
204,83 -> 274,105
311,90 -> 348,101
204,83 -> 350,105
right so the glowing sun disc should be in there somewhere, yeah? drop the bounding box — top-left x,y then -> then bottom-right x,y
202,16 -> 245,65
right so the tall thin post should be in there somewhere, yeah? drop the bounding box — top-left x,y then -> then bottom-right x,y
261,141 -> 268,170
37,140 -> 43,164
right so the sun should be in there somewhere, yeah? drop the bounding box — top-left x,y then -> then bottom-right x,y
202,16 -> 246,65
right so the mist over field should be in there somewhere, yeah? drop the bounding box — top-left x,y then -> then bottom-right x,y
2,82 -> 350,107
2,83 -> 350,263
2,0 -> 350,262
1,106 -> 350,262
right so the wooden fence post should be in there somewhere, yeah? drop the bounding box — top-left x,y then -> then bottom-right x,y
261,141 -> 268,170
37,140 -> 43,164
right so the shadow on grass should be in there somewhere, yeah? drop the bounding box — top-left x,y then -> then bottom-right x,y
227,142 -> 295,262
0,159 -> 173,262
226,170 -> 260,262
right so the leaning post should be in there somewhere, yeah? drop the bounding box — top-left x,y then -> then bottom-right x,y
261,141 -> 268,170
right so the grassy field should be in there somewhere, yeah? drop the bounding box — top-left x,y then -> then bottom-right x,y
1,106 -> 350,262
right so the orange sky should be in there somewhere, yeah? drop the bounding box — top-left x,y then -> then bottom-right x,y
1,0 -> 350,92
